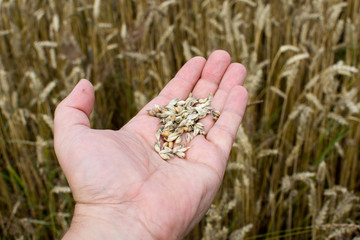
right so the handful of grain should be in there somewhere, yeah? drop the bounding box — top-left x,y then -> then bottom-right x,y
147,93 -> 220,160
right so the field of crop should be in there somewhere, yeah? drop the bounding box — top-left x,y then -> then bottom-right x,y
0,0 -> 360,239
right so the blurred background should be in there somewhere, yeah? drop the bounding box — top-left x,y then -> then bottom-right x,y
0,0 -> 359,239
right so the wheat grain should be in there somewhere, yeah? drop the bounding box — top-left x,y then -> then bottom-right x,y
281,176 -> 292,193
26,71 -> 43,94
148,93 -> 218,160
34,41 -> 58,48
34,8 -> 45,20
227,162 -> 245,171
0,60 -> 9,94
333,192 -> 359,223
300,21 -> 310,43
315,200 -> 330,226
220,1 -> 234,46
157,25 -> 175,51
209,18 -> 224,32
334,142 -> 344,157
36,135 -> 45,168
282,172 -> 316,192
50,48 -> 57,68
51,186 -> 71,194
106,44 -> 118,51
34,44 -> 46,62
190,46 -> 202,56
332,19 -> 345,44
39,80 -> 57,103
120,23 -> 127,41
245,68 -> 263,97
232,13 -> 244,42
316,161 -> 327,183
134,90 -> 148,110
229,223 -> 253,240
285,144 -> 300,167
51,14 -> 60,34
256,149 -> 278,158
323,61 -> 358,77
105,30 -> 119,43
305,74 -> 320,90
98,23 -> 112,29
340,89 -> 360,114
20,218 -> 49,225
307,182 -> 317,221
159,0 -> 177,12
10,200 -> 21,217
182,41 -> 192,61
9,22 -> 21,57
56,212 -> 71,231
270,86 -> 286,99
279,45 -> 300,53
289,104 -> 305,120
326,3 -> 347,30
117,52 -> 149,62
93,0 -> 101,20
327,112 -> 349,126
234,0 -> 256,7
0,29 -> 12,36
41,114 -> 54,131
11,92 -> 18,108
285,53 -> 310,66
325,224 -> 360,240
235,125 -> 252,158
305,93 -> 324,111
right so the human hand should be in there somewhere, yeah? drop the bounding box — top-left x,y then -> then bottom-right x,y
54,50 -> 248,239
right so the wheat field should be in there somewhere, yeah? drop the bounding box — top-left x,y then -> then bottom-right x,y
0,0 -> 360,239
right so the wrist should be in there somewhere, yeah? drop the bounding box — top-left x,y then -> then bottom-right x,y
63,203 -> 155,240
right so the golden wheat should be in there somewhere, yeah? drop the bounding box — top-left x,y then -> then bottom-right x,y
0,0 -> 359,239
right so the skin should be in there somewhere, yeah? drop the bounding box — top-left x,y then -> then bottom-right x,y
54,50 -> 248,239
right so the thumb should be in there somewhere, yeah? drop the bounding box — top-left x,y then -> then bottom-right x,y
54,79 -> 94,155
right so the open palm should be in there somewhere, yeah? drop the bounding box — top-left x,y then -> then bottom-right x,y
54,50 -> 248,239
